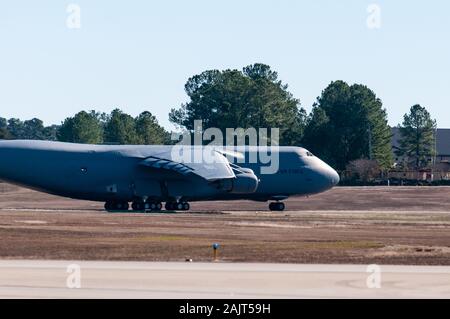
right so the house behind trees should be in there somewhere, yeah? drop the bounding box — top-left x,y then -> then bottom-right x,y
391,127 -> 450,181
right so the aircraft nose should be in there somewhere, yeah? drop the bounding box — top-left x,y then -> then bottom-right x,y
316,163 -> 340,189
329,167 -> 340,186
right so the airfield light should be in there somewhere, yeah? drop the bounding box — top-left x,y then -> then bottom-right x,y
212,243 -> 220,261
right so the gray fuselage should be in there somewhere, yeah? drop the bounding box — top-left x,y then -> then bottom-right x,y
0,140 -> 339,203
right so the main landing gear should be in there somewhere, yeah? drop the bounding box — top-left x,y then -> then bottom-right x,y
104,201 -> 129,211
104,200 -> 190,212
165,201 -> 190,211
131,200 -> 162,212
269,202 -> 285,211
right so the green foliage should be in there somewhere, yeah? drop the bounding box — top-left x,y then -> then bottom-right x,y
42,125 -> 59,141
135,111 -> 170,145
169,63 -> 306,145
104,109 -> 140,144
56,109 -> 169,145
6,118 -> 24,139
22,118 -> 46,140
396,104 -> 436,169
0,128 -> 10,139
0,118 -> 10,139
0,117 -> 7,129
302,81 -> 393,171
1,118 -> 56,140
58,111 -> 104,144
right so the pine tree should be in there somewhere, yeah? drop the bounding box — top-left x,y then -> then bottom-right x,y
396,104 -> 436,169
57,111 -> 104,144
169,64 -> 306,146
302,81 -> 393,171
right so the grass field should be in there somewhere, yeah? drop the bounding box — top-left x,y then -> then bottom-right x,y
1,183 -> 450,265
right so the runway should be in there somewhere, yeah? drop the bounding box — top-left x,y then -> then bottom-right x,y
0,260 -> 449,298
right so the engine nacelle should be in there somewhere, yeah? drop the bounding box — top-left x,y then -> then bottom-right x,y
214,167 -> 259,194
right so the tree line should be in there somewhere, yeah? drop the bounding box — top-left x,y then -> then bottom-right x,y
0,63 -> 437,172
1,109 -> 170,146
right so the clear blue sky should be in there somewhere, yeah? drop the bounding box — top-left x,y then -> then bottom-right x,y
1,1 -> 449,130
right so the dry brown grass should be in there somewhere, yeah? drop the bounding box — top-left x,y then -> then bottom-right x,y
1,184 -> 450,265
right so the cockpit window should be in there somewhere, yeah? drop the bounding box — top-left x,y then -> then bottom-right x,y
296,149 -> 315,158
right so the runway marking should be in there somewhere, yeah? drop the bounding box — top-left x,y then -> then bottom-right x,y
227,221 -> 313,229
14,220 -> 48,224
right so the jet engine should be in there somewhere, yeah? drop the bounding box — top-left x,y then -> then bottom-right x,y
213,164 -> 259,194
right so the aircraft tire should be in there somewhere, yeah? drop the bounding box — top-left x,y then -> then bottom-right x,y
115,201 -> 129,211
132,201 -> 144,211
269,202 -> 285,211
144,201 -> 162,212
105,201 -> 129,211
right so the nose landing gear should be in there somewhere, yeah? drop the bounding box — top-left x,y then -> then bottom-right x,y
269,202 -> 285,211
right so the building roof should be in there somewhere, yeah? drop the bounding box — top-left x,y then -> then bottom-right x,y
391,127 -> 450,156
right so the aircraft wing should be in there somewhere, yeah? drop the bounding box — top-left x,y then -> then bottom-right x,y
138,147 -> 236,181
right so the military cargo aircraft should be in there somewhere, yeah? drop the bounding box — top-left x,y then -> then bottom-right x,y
0,140 -> 339,211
